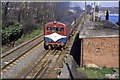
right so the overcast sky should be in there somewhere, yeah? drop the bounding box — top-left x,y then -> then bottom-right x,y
70,1 -> 119,9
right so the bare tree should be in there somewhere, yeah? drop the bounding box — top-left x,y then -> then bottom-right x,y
2,2 -> 10,27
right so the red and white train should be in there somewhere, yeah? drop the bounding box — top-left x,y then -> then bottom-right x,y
44,20 -> 75,50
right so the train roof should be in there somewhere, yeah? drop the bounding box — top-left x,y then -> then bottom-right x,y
79,20 -> 119,38
45,13 -> 81,26
59,14 -> 80,25
45,21 -> 66,26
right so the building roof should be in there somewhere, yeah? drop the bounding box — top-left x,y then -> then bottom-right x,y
79,20 -> 119,38
99,7 -> 118,14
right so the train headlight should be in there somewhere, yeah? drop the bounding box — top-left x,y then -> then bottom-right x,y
53,21 -> 57,24
61,42 -> 64,46
45,42 -> 49,45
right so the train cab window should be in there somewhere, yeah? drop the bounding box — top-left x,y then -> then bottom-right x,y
59,27 -> 64,31
47,27 -> 64,32
55,27 -> 64,32
51,27 -> 56,32
47,27 -> 51,31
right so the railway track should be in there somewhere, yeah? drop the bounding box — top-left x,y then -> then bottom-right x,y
39,17 -> 85,78
1,14 -> 85,79
43,49 -> 66,78
1,34 -> 44,72
23,14 -> 84,79
23,15 -> 84,78
23,49 -> 62,78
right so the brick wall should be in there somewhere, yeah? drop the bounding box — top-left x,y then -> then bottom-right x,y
81,37 -> 119,68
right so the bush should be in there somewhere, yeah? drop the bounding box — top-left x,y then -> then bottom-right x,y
77,67 -> 113,79
22,23 -> 39,35
15,28 -> 43,45
2,23 -> 22,44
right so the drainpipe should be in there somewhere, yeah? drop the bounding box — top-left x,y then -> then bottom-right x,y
118,1 -> 120,26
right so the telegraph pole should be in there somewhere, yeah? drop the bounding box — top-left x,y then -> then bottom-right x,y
85,1 -> 86,15
93,2 -> 95,21
84,0 -> 86,23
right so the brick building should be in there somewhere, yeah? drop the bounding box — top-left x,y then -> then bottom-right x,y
79,20 -> 119,68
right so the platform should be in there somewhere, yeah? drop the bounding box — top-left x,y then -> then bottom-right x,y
59,54 -> 85,79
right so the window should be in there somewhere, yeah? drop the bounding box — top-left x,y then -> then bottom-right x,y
59,27 -> 64,31
47,27 -> 51,31
47,27 -> 64,32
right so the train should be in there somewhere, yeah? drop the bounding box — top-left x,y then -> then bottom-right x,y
44,20 -> 76,50
43,12 -> 82,50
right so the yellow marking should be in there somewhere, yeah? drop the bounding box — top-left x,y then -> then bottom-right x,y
3,69 -> 7,72
16,60 -> 20,63
4,62 -> 9,64
6,66 -> 11,69
13,62 -> 17,65
9,64 -> 14,67
57,75 -> 60,78
9,60 -> 13,62
19,58 -> 23,61
15,74 -> 18,76
21,56 -> 24,59
23,54 -> 27,57
26,76 -> 32,78
1,72 -> 3,75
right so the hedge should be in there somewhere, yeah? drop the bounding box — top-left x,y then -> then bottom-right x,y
2,23 -> 22,44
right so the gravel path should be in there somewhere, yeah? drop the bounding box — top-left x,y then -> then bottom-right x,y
1,42 -> 45,79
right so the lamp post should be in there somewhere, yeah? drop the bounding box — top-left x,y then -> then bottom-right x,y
85,1 -> 86,15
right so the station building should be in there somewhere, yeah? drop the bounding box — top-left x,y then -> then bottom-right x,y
79,20 -> 119,68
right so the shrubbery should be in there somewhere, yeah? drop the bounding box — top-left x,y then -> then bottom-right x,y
2,23 -> 22,44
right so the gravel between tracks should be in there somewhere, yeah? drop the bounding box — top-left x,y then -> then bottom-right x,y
1,42 -> 45,79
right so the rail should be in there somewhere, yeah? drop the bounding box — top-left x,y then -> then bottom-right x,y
1,33 -> 44,71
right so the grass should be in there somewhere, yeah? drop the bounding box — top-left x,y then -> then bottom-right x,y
15,28 -> 43,45
77,67 -> 113,79
2,27 -> 43,53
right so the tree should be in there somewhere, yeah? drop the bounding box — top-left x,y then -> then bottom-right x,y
86,5 -> 92,14
73,6 -> 82,13
2,2 -> 71,35
2,2 -> 10,27
106,10 -> 109,20
95,5 -> 99,12
54,2 -> 70,21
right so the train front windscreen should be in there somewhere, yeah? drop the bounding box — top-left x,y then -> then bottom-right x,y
47,27 -> 64,32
